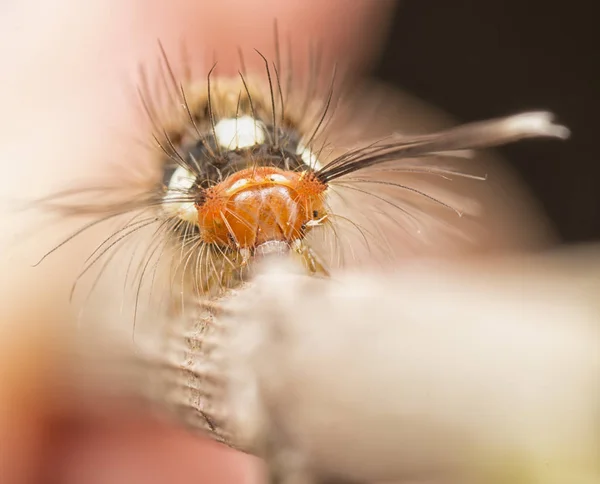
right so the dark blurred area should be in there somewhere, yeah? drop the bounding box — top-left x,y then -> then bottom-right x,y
375,1 -> 599,243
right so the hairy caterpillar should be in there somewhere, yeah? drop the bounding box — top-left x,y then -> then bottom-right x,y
26,25 -> 571,457
34,38 -> 569,309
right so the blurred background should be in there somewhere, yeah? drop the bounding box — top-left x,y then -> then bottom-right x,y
376,0 -> 598,243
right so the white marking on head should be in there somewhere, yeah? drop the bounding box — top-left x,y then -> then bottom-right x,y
296,142 -> 322,170
163,165 -> 198,223
214,116 -> 266,149
305,214 -> 328,227
268,173 -> 288,183
226,178 -> 249,194
167,165 -> 195,192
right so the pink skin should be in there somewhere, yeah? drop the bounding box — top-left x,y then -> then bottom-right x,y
0,1 -> 396,483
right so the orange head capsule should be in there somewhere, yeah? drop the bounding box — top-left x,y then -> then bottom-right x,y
196,166 -> 327,249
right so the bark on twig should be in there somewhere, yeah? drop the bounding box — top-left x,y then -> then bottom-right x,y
210,250 -> 600,484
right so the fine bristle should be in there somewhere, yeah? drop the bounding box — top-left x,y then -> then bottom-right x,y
499,111 -> 571,140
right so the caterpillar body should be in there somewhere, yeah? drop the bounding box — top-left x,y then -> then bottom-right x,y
31,34 -> 569,451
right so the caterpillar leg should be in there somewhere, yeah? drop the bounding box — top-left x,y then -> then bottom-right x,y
291,240 -> 330,277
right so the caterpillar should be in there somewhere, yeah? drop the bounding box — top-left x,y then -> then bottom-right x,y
25,25 -> 571,458
33,36 -> 569,315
